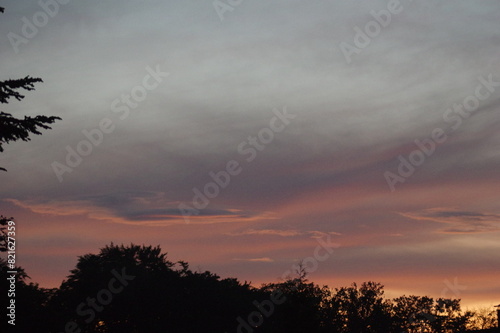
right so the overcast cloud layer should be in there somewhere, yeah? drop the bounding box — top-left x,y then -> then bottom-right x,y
1,0 -> 499,307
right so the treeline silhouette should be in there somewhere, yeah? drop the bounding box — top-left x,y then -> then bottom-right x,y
1,242 -> 497,333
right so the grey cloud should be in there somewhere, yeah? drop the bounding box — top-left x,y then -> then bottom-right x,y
0,0 -> 498,223
401,208 -> 500,234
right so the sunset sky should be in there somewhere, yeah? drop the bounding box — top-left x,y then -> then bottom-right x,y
1,0 -> 499,309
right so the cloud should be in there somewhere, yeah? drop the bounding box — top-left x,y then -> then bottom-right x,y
401,208 -> 500,234
227,229 -> 302,237
233,257 -> 274,263
4,198 -> 112,220
307,231 -> 342,239
226,229 -> 341,238
114,210 -> 278,226
1,0 -> 500,309
4,196 -> 278,226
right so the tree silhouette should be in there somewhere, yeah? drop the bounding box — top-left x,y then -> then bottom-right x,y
0,258 -> 53,332
391,295 -> 474,333
1,242 -> 494,332
0,77 -> 61,171
392,295 -> 436,332
0,7 -> 61,171
259,272 -> 331,332
329,281 -> 392,333
49,243 -> 261,333
428,298 -> 472,333
0,215 -> 13,252
466,307 -> 498,330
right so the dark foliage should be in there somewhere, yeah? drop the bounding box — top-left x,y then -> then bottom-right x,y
0,242 -> 494,332
1,258 -> 54,332
47,243 -> 263,333
0,8 -> 61,171
0,215 -> 13,252
0,77 -> 61,170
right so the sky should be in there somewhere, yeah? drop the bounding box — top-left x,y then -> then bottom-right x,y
1,0 -> 499,309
